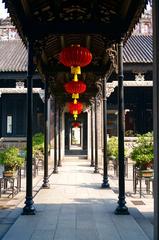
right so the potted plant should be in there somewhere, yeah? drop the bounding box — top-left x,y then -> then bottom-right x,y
33,132 -> 44,157
107,136 -> 128,160
107,136 -> 129,176
0,146 -> 24,177
130,132 -> 153,177
107,136 -> 118,160
32,133 -> 45,171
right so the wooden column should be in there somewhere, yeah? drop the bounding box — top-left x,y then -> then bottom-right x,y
58,106 -> 62,167
22,40 -> 35,215
101,76 -> 110,188
94,96 -> 99,173
90,104 -> 94,167
115,41 -> 129,215
53,97 -> 58,173
153,1 -> 159,239
42,80 -> 50,188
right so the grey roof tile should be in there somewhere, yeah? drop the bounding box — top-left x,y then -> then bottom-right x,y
0,40 -> 27,72
123,35 -> 152,63
0,35 -> 153,72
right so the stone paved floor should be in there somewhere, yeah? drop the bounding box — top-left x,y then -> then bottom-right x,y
1,159 -> 153,240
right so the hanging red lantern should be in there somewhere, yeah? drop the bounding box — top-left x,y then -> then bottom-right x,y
64,80 -> 86,103
72,121 -> 81,128
59,45 -> 92,81
68,102 -> 83,120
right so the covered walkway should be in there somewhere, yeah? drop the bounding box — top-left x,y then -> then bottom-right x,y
2,159 -> 153,240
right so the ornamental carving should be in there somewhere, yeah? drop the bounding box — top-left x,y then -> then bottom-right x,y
16,81 -> 25,89
135,73 -> 145,81
106,81 -> 118,97
95,79 -> 103,100
105,80 -> 152,98
106,45 -> 118,73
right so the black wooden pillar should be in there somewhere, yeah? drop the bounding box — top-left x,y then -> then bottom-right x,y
94,96 -> 99,173
115,41 -> 129,215
58,106 -> 62,167
53,97 -> 58,173
22,40 -> 35,215
101,77 -> 110,188
135,90 -> 146,134
153,1 -> 159,239
90,104 -> 94,167
42,80 -> 50,188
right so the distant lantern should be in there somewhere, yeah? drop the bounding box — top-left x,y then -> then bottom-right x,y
64,80 -> 86,104
72,121 -> 81,128
59,45 -> 92,81
68,102 -> 83,120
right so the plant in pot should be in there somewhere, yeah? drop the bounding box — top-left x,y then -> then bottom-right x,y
0,146 -> 24,177
107,136 -> 118,161
32,132 -> 44,160
107,136 -> 118,173
107,136 -> 128,160
107,136 -> 129,176
107,136 -> 128,174
130,132 -> 153,177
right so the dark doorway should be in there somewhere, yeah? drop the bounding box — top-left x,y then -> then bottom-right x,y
65,112 -> 87,155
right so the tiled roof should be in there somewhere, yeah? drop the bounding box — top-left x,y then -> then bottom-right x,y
0,35 -> 152,72
0,40 -> 27,72
123,35 -> 152,63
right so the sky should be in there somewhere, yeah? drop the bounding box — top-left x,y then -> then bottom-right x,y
0,1 -> 151,20
0,0 -> 9,19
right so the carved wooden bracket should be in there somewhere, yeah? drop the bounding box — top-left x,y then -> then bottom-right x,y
106,44 -> 118,73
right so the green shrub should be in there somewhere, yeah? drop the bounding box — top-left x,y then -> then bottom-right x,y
32,133 -> 44,154
0,147 -> 24,171
130,132 -> 153,169
107,136 -> 118,159
107,136 -> 128,160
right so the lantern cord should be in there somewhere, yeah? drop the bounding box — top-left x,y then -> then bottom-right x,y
71,66 -> 81,82
73,74 -> 78,82
74,114 -> 78,120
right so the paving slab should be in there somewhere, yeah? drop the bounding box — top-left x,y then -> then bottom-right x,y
2,159 -> 153,240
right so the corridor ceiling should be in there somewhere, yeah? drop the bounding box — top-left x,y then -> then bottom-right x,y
3,0 -> 147,103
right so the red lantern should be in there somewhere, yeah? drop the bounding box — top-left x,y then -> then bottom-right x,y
59,45 -> 92,81
68,102 -> 83,120
72,121 -> 81,128
64,80 -> 86,103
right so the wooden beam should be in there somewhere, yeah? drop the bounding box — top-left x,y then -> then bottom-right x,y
29,21 -> 122,40
43,63 -> 111,75
4,0 -> 30,39
0,72 -> 40,80
121,0 -> 145,34
21,0 -> 33,18
86,35 -> 91,49
123,63 -> 152,72
48,0 -> 61,20
120,0 -> 132,17
60,36 -> 65,49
